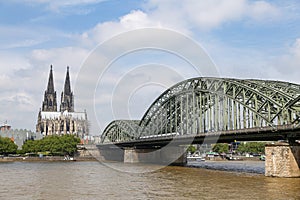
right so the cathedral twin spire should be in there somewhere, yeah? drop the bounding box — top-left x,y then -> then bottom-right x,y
60,66 -> 74,112
47,65 -> 55,93
42,65 -> 74,112
42,65 -> 57,111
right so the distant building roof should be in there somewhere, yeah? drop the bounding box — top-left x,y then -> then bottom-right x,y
0,129 -> 43,149
0,121 -> 11,131
0,124 -> 11,128
41,111 -> 87,120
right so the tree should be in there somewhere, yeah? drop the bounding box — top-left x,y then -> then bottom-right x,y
22,134 -> 80,156
187,145 -> 196,154
237,142 -> 266,154
0,136 -> 18,155
212,143 -> 229,154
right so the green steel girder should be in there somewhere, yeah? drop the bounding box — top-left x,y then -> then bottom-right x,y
141,78 -> 300,124
101,120 -> 140,143
139,78 -> 300,133
101,77 -> 300,143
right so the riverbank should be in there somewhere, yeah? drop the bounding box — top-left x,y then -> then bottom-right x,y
0,149 -> 266,175
1,155 -> 266,175
0,156 -> 97,162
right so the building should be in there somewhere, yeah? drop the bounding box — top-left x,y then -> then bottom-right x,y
36,66 -> 88,138
0,121 -> 11,131
0,122 -> 43,149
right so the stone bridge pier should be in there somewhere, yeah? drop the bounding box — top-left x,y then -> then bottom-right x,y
124,146 -> 187,166
265,142 -> 300,177
94,144 -> 187,166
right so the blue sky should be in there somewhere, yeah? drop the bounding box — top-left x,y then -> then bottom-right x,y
1,0 -> 300,134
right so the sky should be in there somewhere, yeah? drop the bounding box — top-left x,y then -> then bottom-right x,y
1,0 -> 300,135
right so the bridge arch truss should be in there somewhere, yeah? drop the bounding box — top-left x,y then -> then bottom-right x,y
101,77 -> 300,143
101,120 -> 140,143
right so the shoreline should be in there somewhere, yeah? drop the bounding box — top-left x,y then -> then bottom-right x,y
1,156 -> 265,175
0,156 -> 97,162
0,156 -> 262,162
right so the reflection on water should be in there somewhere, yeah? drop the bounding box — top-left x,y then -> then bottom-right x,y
188,160 -> 265,174
0,161 -> 299,200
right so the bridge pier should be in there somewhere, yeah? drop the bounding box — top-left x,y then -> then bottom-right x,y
124,146 -> 187,166
78,144 -> 106,161
96,145 -> 124,162
265,142 -> 300,177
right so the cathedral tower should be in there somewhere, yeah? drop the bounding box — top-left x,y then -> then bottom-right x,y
42,65 -> 57,111
37,66 -> 88,138
60,66 -> 74,112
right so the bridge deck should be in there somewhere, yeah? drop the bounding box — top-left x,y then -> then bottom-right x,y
99,125 -> 300,149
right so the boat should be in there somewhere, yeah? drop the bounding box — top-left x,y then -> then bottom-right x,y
64,155 -> 76,161
187,155 -> 205,162
259,155 -> 265,161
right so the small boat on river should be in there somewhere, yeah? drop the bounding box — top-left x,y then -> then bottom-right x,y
187,155 -> 205,162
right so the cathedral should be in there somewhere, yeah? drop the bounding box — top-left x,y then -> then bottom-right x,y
36,66 -> 88,138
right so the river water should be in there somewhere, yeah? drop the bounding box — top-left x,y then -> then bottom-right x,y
0,161 -> 299,200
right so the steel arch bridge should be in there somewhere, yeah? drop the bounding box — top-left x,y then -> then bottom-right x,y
101,77 -> 300,143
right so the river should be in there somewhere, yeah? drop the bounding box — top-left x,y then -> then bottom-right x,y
0,161 -> 299,200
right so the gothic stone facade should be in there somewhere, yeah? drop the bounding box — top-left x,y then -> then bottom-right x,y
36,66 -> 88,138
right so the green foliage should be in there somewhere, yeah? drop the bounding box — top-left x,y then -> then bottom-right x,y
22,135 -> 80,156
187,145 -> 196,154
237,142 -> 266,154
212,143 -> 229,154
22,140 -> 40,153
0,136 -> 18,155
16,149 -> 25,155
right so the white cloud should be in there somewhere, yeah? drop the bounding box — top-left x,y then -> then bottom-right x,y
30,47 -> 89,68
0,92 -> 37,128
203,37 -> 300,85
291,38 -> 300,57
92,63 -> 190,132
249,1 -> 280,21
0,26 -> 48,50
0,52 -> 41,128
146,0 -> 280,31
19,0 -> 106,12
0,25 -> 76,50
78,0 -> 280,47
271,38 -> 300,84
183,1 -> 246,29
79,10 -> 165,46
